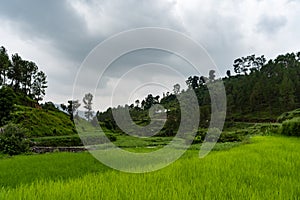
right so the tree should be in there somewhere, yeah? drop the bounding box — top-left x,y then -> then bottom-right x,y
0,86 -> 15,126
199,76 -> 207,85
143,94 -> 160,110
67,100 -> 81,122
8,53 -> 23,90
129,104 -> 134,109
141,100 -> 146,109
279,74 -> 295,111
60,103 -> 67,111
22,61 -> 38,95
250,81 -> 265,111
1,46 -> 46,98
226,70 -> 231,78
186,76 -> 200,89
252,55 -> 266,72
234,55 -> 266,75
83,93 -> 94,121
208,70 -> 216,82
32,71 -> 47,102
154,95 -> 160,104
0,46 -> 10,86
296,52 -> 300,61
135,99 -> 140,108
173,83 -> 180,95
42,101 -> 57,111
144,94 -> 154,110
233,56 -> 252,75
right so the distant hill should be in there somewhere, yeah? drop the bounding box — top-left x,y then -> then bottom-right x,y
97,51 -> 300,135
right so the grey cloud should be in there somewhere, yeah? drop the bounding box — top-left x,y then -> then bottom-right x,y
183,9 -> 246,74
0,0 -> 95,62
257,15 -> 287,35
104,49 -> 198,78
0,0 -> 187,106
0,0 -> 184,63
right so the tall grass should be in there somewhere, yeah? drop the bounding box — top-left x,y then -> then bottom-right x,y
1,136 -> 300,199
0,152 -> 107,188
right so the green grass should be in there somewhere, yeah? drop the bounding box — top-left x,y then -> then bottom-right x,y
113,135 -> 173,148
11,105 -> 76,137
0,152 -> 107,188
1,136 -> 300,199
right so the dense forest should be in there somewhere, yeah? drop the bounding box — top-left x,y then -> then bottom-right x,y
97,52 -> 300,136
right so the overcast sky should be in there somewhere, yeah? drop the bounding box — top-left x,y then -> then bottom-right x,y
0,0 -> 299,111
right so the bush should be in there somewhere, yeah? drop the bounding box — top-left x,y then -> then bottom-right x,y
219,132 -> 244,142
42,102 -> 59,111
277,109 -> 300,123
0,123 -> 29,155
280,117 -> 300,136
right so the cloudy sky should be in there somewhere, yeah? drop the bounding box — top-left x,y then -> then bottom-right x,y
0,0 -> 299,111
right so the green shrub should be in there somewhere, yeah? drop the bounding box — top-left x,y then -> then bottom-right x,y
280,117 -> 300,136
219,132 -> 244,142
41,102 -> 59,111
0,123 -> 29,155
191,129 -> 246,144
277,109 -> 300,123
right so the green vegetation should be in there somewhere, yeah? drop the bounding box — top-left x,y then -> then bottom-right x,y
30,135 -> 83,147
11,105 -> 76,137
280,117 -> 300,136
277,108 -> 300,123
0,46 -> 47,106
1,136 -> 300,199
0,46 -> 78,155
1,46 -> 300,199
113,135 -> 173,148
97,52 -> 300,135
0,123 -> 29,156
0,152 -> 107,188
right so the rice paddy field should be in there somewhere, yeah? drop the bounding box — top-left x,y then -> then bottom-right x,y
0,136 -> 300,199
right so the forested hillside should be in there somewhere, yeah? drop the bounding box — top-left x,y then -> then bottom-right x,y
0,46 -> 76,136
97,52 -> 300,135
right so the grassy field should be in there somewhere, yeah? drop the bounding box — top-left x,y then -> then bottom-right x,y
0,136 -> 300,199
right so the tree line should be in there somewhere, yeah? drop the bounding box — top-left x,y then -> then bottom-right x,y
0,46 -> 47,102
0,46 -> 48,125
96,51 -> 300,135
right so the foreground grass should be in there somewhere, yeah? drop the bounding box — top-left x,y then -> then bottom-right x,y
1,136 -> 300,199
0,152 -> 107,188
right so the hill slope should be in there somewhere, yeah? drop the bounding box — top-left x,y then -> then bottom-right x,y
11,105 -> 76,137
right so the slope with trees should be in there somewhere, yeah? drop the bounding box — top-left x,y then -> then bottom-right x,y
0,46 -> 77,138
97,51 -> 300,135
